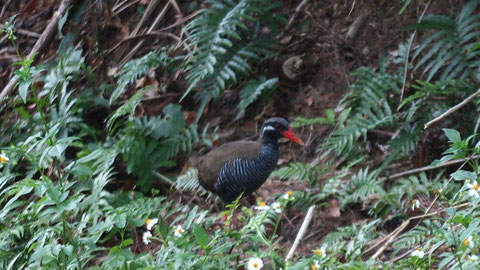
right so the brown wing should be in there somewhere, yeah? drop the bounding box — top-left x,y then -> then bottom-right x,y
197,140 -> 261,192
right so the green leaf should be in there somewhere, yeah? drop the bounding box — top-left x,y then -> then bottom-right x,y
17,78 -> 31,103
450,170 -> 477,181
114,213 -> 127,228
193,223 -> 210,249
443,128 -> 461,143
120,238 -> 134,248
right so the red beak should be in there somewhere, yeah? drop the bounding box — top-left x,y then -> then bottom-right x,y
282,128 -> 304,145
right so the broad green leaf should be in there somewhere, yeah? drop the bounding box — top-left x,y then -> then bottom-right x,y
193,223 -> 210,249
443,128 -> 461,143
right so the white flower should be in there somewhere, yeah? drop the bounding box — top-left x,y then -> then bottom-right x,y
174,225 -> 185,237
463,236 -> 475,249
468,254 -> 478,262
271,202 -> 282,213
411,199 -> 420,210
314,245 -> 327,258
254,201 -> 270,211
411,248 -> 425,258
282,191 -> 294,200
0,153 -> 9,164
142,231 -> 152,245
145,218 -> 158,231
247,257 -> 263,270
311,260 -> 320,270
466,181 -> 480,198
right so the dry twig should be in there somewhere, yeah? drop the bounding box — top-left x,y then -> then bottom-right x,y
399,0 -> 432,102
424,88 -> 480,129
285,205 -> 316,261
285,0 -> 310,31
120,1 -> 171,65
378,155 -> 480,181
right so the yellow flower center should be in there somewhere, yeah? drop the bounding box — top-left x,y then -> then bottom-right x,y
416,248 -> 421,251
314,249 -> 323,256
463,239 -> 470,246
146,218 -> 152,224
473,184 -> 479,190
0,156 -> 7,164
412,199 -> 418,204
287,191 -> 293,196
311,265 -> 318,270
259,202 -> 266,206
253,263 -> 258,267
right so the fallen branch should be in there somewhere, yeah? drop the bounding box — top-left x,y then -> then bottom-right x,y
285,205 -> 316,261
0,0 -> 77,101
371,220 -> 410,260
424,88 -> 480,129
345,14 -> 368,40
119,1 -> 171,65
152,170 -> 175,186
379,155 -> 479,181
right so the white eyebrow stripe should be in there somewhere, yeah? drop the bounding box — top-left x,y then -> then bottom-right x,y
262,126 -> 275,132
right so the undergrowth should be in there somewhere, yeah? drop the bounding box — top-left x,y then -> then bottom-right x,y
1,0 -> 480,269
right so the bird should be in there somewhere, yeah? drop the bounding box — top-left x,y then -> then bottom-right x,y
196,117 -> 304,203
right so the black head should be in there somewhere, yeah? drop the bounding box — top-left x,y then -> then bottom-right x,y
261,117 -> 304,144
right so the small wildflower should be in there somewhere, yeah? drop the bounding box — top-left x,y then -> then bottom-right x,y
145,218 -> 159,231
463,236 -> 474,249
254,201 -> 270,211
282,190 -> 295,200
411,199 -> 420,210
247,257 -> 263,270
468,255 -> 479,262
311,260 -> 320,270
466,181 -> 480,198
0,153 -> 9,164
271,202 -> 282,213
411,248 -> 425,258
314,245 -> 327,258
142,231 -> 152,245
174,225 -> 185,237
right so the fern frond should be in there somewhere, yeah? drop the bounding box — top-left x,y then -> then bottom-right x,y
236,77 -> 278,120
291,110 -> 335,128
111,50 -> 170,103
106,87 -> 149,132
175,168 -> 209,197
411,1 -> 480,81
341,167 -> 383,206
271,162 -> 320,184
183,0 -> 277,122
322,67 -> 401,156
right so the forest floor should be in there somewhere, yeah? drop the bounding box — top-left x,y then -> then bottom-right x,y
0,0 -> 462,264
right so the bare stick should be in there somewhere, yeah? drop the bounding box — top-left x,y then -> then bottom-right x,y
400,0 -> 431,102
379,155 -> 479,181
0,0 -> 13,22
285,0 -> 309,31
0,0 -> 77,101
371,220 -> 410,260
345,14 -> 368,40
285,205 -> 316,261
120,1 -> 171,65
152,170 -> 175,186
424,88 -> 480,129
